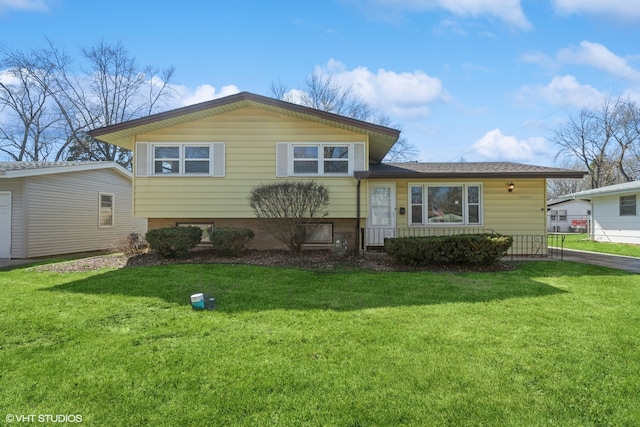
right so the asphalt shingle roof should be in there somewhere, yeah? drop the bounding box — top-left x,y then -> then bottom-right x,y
0,161 -> 97,173
356,162 -> 586,179
0,161 -> 130,178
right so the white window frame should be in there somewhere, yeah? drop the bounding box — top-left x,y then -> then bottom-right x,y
151,143 -> 214,176
620,195 -> 637,216
290,143 -> 352,176
98,192 -> 114,228
408,183 -> 483,226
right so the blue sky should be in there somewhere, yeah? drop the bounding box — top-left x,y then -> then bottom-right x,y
1,0 -> 640,166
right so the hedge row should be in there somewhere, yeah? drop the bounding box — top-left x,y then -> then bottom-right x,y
145,226 -> 255,259
384,233 -> 513,266
208,227 -> 254,257
145,226 -> 203,259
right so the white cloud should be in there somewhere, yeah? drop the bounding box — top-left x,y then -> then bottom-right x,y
352,0 -> 532,30
516,75 -> 605,110
174,84 -> 240,107
316,59 -> 451,120
470,128 -> 554,162
433,18 -> 467,35
558,41 -> 639,81
519,52 -> 556,70
552,0 -> 640,21
0,0 -> 49,13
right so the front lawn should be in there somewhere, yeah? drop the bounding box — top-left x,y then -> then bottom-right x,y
1,261 -> 639,426
551,233 -> 640,257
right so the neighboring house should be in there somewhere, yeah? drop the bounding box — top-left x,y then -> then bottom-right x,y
0,161 -> 147,259
564,181 -> 640,244
89,92 -> 585,255
546,197 -> 591,233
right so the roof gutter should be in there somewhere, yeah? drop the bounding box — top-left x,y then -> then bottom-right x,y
355,171 -> 587,180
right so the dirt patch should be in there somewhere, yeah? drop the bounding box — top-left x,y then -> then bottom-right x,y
32,249 -> 515,273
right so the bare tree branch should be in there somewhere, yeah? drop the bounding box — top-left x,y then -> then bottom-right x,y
269,69 -> 416,162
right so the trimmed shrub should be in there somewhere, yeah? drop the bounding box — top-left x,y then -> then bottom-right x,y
145,226 -> 203,259
209,227 -> 255,257
248,181 -> 329,252
384,233 -> 513,267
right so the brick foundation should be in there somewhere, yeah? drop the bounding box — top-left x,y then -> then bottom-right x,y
148,218 -> 359,251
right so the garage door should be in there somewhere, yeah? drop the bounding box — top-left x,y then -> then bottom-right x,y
0,191 -> 11,258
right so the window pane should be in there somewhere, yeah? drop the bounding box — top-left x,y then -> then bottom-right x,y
411,187 -> 422,204
185,161 -> 210,173
324,160 -> 348,173
324,146 -> 348,159
155,160 -> 179,174
468,205 -> 479,224
293,161 -> 318,174
428,186 -> 463,223
620,195 -> 636,216
154,146 -> 179,158
185,146 -> 210,159
411,206 -> 423,224
468,186 -> 479,203
100,194 -> 112,208
100,194 -> 113,227
293,146 -> 318,159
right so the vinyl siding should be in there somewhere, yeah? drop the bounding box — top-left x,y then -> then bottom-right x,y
134,107 -> 367,218
382,178 -> 547,235
23,169 -> 146,258
591,193 -> 640,244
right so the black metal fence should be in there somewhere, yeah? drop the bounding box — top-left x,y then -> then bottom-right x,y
361,227 -> 564,260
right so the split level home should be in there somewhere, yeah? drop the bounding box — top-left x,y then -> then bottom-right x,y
0,161 -> 147,259
89,91 -> 585,255
562,181 -> 640,245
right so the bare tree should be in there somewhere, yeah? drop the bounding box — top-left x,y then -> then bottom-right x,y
0,39 -> 175,168
270,70 -> 418,162
547,161 -> 589,198
0,47 -> 61,160
554,97 -> 640,189
611,99 -> 640,182
248,181 -> 329,252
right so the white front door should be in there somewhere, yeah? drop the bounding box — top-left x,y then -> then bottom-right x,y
367,183 -> 396,246
0,191 -> 11,258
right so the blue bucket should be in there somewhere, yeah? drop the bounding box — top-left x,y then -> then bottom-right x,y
190,293 -> 205,310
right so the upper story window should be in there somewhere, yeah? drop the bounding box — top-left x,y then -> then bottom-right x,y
409,184 -> 482,226
620,195 -> 637,216
292,144 -> 350,175
153,144 -> 212,175
135,142 -> 225,178
276,142 -> 366,178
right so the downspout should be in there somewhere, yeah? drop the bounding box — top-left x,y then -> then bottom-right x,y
356,178 -> 361,256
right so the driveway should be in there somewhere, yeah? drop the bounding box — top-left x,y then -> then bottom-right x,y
554,248 -> 640,274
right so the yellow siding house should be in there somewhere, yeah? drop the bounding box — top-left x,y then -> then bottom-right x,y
90,92 -> 585,254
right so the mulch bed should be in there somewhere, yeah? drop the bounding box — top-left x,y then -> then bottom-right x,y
33,249 -> 515,273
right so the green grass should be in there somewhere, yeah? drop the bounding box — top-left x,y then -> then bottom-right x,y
551,233 -> 640,257
2,261 -> 640,426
